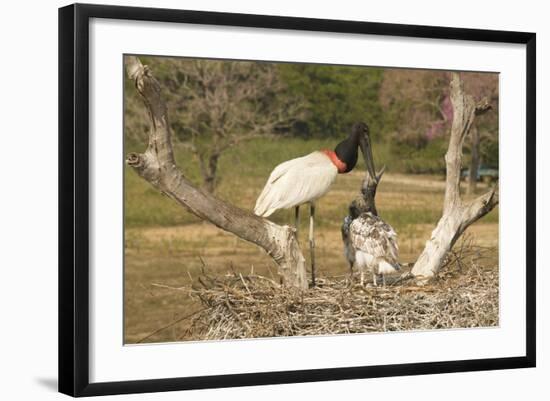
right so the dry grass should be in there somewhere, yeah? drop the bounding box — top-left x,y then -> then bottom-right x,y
142,242 -> 498,342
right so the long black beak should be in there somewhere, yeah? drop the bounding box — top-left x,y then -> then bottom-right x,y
359,131 -> 376,180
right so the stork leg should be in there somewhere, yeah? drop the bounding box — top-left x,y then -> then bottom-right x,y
372,272 -> 378,287
382,274 -> 386,287
294,206 -> 300,240
309,203 -> 316,287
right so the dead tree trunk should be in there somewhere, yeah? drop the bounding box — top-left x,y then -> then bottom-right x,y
468,125 -> 480,194
411,73 -> 498,283
125,56 -> 307,290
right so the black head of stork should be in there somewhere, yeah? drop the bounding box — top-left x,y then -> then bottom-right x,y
334,122 -> 376,178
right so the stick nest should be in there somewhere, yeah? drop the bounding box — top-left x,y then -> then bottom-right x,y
175,245 -> 498,341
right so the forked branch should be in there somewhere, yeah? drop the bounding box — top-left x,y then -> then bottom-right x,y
411,73 -> 499,283
125,56 -> 307,289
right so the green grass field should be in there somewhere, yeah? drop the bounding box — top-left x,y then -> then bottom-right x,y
123,137 -> 498,343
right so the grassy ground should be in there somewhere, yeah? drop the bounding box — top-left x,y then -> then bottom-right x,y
124,137 -> 498,344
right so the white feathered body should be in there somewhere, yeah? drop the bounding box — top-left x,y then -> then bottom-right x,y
346,212 -> 400,284
254,151 -> 338,217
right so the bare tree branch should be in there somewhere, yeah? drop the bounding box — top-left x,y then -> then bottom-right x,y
125,56 -> 307,290
162,59 -> 303,192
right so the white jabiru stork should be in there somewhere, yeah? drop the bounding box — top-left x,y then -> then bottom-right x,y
254,122 -> 376,286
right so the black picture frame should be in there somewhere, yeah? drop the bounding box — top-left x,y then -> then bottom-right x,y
59,3 -> 536,397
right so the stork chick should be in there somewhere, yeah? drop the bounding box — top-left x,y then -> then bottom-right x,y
348,212 -> 400,287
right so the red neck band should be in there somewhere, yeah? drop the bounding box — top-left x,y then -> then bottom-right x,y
322,150 -> 347,173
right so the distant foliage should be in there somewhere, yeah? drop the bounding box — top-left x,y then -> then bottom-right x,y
278,64 -> 384,139
380,70 -> 449,145
124,57 -> 499,179
379,70 -> 499,172
462,72 -> 499,168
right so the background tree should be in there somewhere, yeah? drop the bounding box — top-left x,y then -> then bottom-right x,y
278,64 -> 384,139
379,70 -> 450,142
378,69 -> 450,173
126,57 -> 303,193
378,70 -> 498,176
462,73 -> 499,193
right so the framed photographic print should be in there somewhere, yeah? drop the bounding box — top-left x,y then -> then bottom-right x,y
58,3 -> 536,397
